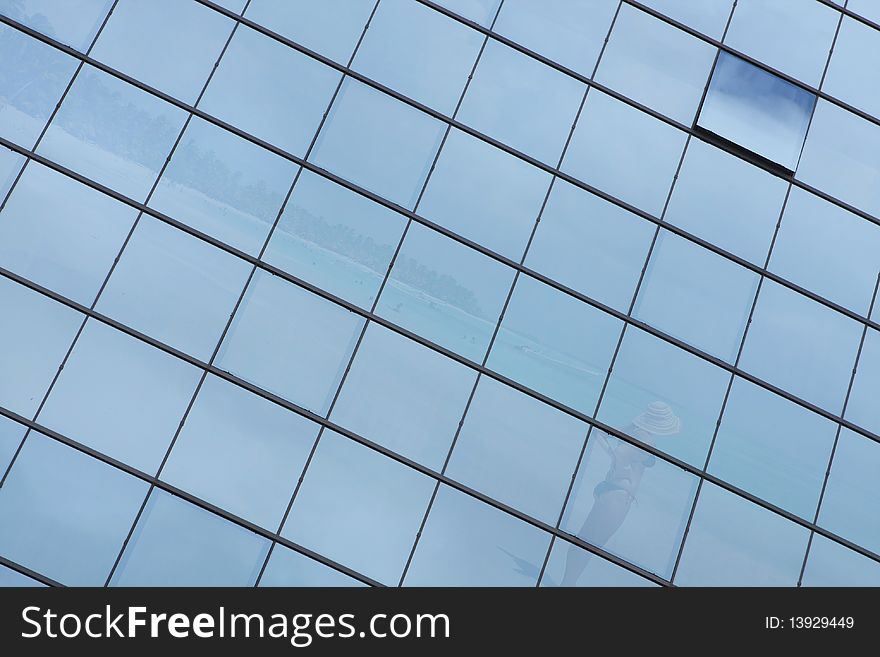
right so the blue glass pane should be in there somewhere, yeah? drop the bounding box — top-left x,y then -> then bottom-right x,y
213,0 -> 247,13
199,26 -> 341,157
801,534 -> 880,587
431,0 -> 501,27
418,129 -> 552,260
638,0 -> 733,39
0,0 -> 112,51
494,0 -> 618,76
633,231 -> 759,362
487,274 -> 622,414
110,489 -> 271,586
91,0 -> 233,104
38,320 -> 201,473
525,180 -> 655,313
847,0 -> 880,24
283,431 -> 434,585
0,564 -> 44,587
769,188 -> 880,316
149,117 -> 299,256
664,139 -> 787,265
564,90 -> 687,216
540,539 -> 657,587
0,277 -> 81,418
353,0 -> 482,115
597,4 -> 716,123
824,18 -> 880,120
447,377 -> 587,523
561,436 -> 697,579
0,162 -> 137,305
96,217 -> 252,360
0,433 -> 148,585
0,145 -> 24,199
675,482 -> 810,586
259,545 -> 366,587
696,52 -> 815,171
847,329 -> 880,437
330,323 -> 476,470
244,0 -> 374,64
458,39 -> 586,164
708,378 -> 836,519
404,485 -> 552,586
216,270 -> 364,415
161,375 -> 319,530
597,327 -> 729,469
0,23 -> 77,148
375,224 -> 515,363
37,65 -> 188,201
263,171 -> 407,310
739,281 -> 862,414
0,414 -> 25,474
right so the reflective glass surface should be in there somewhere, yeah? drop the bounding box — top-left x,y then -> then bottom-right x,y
0,564 -> 44,587
259,545 -> 366,587
847,0 -> 880,24
0,0 -> 112,51
430,0 -> 501,27
638,0 -> 733,39
0,415 -> 25,474
801,534 -> 880,587
0,145 -> 23,199
847,329 -> 880,437
540,538 -> 657,587
823,17 -> 880,120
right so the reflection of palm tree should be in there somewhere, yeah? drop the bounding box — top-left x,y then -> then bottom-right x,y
497,546 -> 542,582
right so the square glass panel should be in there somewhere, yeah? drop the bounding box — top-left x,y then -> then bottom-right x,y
110,489 -> 271,586
404,485 -> 552,586
0,0 -> 113,51
38,320 -> 202,473
259,545 -> 366,587
540,538 -> 657,587
457,39 -> 586,165
161,375 -> 320,530
263,171 -> 407,309
487,274 -> 622,415
696,52 -> 815,172
330,323 -> 476,470
847,329 -> 880,437
215,270 -> 364,416
823,17 -> 880,120
638,0 -> 733,39
0,432 -> 148,585
430,0 -> 501,27
418,129 -> 552,261
801,534 -> 880,587
283,431 -> 434,585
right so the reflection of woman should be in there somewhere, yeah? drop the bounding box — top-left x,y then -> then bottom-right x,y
561,401 -> 681,586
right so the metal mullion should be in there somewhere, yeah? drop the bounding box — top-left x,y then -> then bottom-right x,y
0,555 -> 63,588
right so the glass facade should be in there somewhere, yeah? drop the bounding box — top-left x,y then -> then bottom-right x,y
0,0 -> 878,589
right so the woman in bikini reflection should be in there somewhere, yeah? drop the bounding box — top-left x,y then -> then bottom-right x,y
561,401 -> 681,586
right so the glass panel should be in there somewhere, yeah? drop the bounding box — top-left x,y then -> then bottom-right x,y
847,0 -> 880,24
0,145 -> 24,199
708,378 -> 836,519
330,323 -> 476,470
633,231 -> 759,363
819,428 -> 880,555
847,329 -> 880,436
563,89 -> 687,216
596,4 -> 716,123
0,432 -> 148,585
739,281 -> 862,414
561,436 -> 697,579
494,0 -> 617,76
0,414 -> 26,474
199,25 -> 341,157
37,65 -> 188,201
801,534 -> 880,587
430,0 -> 501,27
675,482 -> 810,586
91,0 -> 233,104
447,376 -> 588,523
282,431 -> 434,585
259,545 -> 366,587
375,223 -> 515,363
797,100 -> 880,220
769,188 -> 880,316
0,276 -> 81,418
540,538 -> 657,587
0,0 -> 112,51
418,129 -> 552,261
664,139 -> 787,265
0,162 -> 138,305
149,117 -> 299,256
0,564 -> 44,587
161,375 -> 320,530
110,489 -> 271,586
96,217 -> 252,360
0,23 -> 77,148
213,0 -> 247,13
724,0 -> 839,87
38,320 -> 201,473
404,485 -> 552,586
353,0 -> 483,115
487,274 -> 622,415
244,0 -> 375,64
310,79 -> 445,209
216,270 -> 365,416
263,171 -> 407,309
638,0 -> 733,39
457,39 -> 586,164
597,326 -> 729,469
697,52 -> 815,172
524,179 -> 655,313
824,17 -> 880,120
